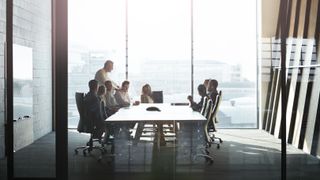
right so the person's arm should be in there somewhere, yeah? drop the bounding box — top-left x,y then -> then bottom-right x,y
104,72 -> 120,89
111,81 -> 120,90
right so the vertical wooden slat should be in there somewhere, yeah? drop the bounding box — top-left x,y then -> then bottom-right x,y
304,0 -> 320,154
293,0 -> 302,37
262,39 -> 274,130
265,69 -> 277,131
288,0 -> 298,37
292,39 -> 314,147
273,40 -> 283,138
285,0 -> 307,142
292,0 -> 318,148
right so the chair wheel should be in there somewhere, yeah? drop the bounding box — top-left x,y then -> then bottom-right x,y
205,158 -> 213,165
217,144 -> 220,149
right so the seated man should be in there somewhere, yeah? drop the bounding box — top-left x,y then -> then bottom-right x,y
104,80 -> 120,116
114,80 -> 135,138
84,80 -> 105,139
114,80 -> 131,107
207,79 -> 219,105
203,79 -> 211,93
188,84 -> 207,112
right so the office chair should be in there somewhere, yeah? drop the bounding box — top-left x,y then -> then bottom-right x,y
194,98 -> 214,164
152,91 -> 163,103
74,92 -> 106,161
207,90 -> 223,148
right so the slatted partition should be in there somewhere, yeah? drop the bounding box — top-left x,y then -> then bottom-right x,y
262,0 -> 320,157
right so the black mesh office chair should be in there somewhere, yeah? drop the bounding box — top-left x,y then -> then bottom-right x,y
194,91 -> 223,165
74,92 -> 106,161
207,90 -> 223,147
194,97 -> 214,164
152,91 -> 163,103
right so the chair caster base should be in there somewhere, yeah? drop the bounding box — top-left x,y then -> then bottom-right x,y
206,158 -> 214,165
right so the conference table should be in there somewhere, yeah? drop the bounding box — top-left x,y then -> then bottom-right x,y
106,103 -> 207,150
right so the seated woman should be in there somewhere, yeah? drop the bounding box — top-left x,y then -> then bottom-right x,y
141,84 -> 154,103
134,84 -> 154,143
187,84 -> 207,112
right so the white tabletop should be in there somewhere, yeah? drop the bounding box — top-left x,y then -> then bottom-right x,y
106,103 -> 206,122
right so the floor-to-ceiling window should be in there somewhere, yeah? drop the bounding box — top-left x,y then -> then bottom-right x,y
193,0 -> 258,128
68,0 -> 126,128
127,0 -> 191,102
68,0 -> 258,129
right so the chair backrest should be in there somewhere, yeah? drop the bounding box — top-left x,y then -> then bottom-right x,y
204,91 -> 222,142
209,90 -> 222,125
152,91 -> 163,103
203,99 -> 213,119
76,92 -> 94,133
200,96 -> 208,115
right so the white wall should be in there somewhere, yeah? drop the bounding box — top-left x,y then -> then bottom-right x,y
0,0 -> 52,158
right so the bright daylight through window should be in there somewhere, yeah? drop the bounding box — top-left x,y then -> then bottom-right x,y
68,0 -> 258,128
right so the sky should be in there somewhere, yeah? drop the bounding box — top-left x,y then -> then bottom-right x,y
68,0 -> 258,81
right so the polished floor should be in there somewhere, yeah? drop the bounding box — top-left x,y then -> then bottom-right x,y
1,129 -> 320,180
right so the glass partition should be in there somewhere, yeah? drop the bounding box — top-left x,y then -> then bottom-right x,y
13,0 -> 54,177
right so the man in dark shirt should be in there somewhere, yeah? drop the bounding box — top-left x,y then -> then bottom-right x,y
188,84 -> 207,112
84,80 -> 105,139
207,79 -> 219,105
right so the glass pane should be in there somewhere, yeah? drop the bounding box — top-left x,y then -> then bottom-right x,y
68,0 -> 126,128
193,0 -> 258,128
13,0 -> 54,177
0,0 -> 6,179
128,0 -> 191,103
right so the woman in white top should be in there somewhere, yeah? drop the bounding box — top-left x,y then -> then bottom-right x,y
140,84 -> 154,103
